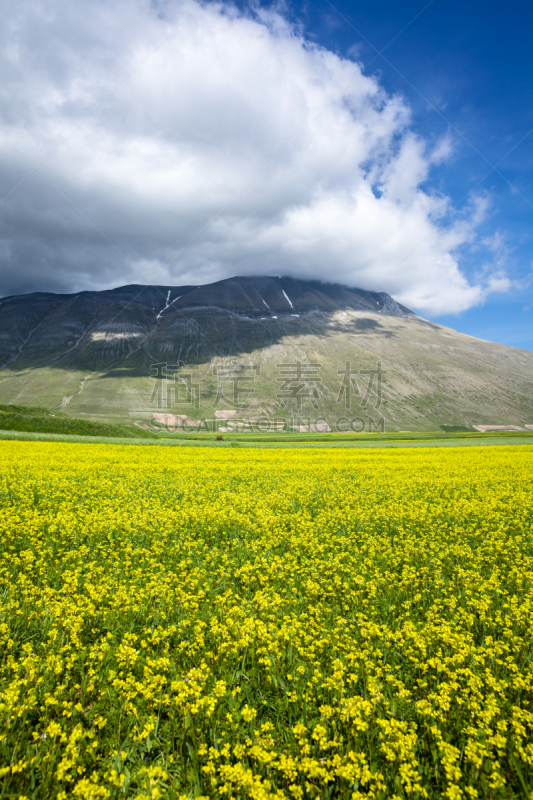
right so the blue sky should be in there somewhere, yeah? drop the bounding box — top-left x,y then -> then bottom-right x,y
0,0 -> 531,349
272,0 -> 533,348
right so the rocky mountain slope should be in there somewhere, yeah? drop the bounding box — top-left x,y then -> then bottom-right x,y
0,276 -> 532,431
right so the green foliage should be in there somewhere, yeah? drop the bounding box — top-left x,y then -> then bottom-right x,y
440,425 -> 473,432
0,404 -> 156,439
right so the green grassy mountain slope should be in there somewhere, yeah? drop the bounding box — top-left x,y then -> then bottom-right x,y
0,404 -> 156,439
0,276 -> 532,431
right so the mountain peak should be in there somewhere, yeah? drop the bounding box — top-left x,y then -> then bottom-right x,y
1,275 -> 412,318
163,276 -> 413,318
0,275 -> 531,431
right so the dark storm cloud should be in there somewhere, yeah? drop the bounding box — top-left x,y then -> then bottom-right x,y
0,0 -> 510,313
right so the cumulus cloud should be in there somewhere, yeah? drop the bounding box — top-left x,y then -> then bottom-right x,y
0,0 -> 511,314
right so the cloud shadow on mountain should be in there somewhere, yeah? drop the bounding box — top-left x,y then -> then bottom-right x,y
0,276 -> 406,381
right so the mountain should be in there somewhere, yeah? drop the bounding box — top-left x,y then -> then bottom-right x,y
0,275 -> 532,431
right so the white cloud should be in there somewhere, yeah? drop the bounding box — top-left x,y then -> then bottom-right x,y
0,0 -> 510,313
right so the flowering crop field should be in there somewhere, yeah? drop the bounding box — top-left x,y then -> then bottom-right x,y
0,441 -> 532,800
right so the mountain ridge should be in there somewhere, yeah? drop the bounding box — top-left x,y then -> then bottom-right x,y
0,275 -> 413,320
0,275 -> 532,431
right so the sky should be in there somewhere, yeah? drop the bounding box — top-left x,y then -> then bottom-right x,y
0,0 -> 532,348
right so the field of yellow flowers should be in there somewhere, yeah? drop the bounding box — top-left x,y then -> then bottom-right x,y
0,441 -> 532,800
